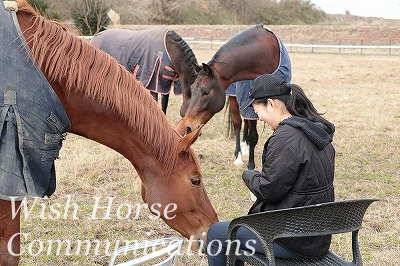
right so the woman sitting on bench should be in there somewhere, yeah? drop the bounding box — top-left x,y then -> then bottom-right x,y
206,73 -> 336,265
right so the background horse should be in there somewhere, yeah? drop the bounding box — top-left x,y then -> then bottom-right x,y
184,24 -> 291,169
91,28 -> 198,116
0,1 -> 217,265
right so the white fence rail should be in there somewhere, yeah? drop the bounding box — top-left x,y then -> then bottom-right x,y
81,36 -> 400,55
183,38 -> 400,55
285,43 -> 400,49
283,43 -> 400,55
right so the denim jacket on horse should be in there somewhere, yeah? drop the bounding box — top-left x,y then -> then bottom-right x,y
0,2 -> 70,200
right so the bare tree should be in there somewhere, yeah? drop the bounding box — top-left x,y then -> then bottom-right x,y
71,0 -> 110,35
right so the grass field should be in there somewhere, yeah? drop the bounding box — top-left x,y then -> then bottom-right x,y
18,50 -> 400,265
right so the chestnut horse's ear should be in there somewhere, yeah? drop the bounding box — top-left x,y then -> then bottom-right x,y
192,62 -> 202,73
178,124 -> 203,152
202,63 -> 213,76
173,117 -> 186,137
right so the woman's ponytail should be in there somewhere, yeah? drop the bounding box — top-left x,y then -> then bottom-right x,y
277,84 -> 335,134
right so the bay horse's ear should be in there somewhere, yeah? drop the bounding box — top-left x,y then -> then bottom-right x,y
202,63 -> 213,76
192,62 -> 201,73
178,125 -> 203,152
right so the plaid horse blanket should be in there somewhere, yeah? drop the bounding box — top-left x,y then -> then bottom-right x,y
225,28 -> 291,119
91,28 -> 181,95
0,3 -> 70,200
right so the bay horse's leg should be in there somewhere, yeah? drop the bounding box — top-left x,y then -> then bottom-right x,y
242,120 -> 249,143
160,94 -> 169,115
0,199 -> 20,266
150,91 -> 158,102
247,120 -> 258,170
241,120 -> 249,155
228,96 -> 243,166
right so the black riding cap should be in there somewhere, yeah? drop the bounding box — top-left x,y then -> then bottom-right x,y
240,73 -> 291,112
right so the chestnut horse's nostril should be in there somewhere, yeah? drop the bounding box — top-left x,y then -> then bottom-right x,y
186,126 -> 192,134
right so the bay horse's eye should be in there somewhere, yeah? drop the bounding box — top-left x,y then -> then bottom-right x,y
200,87 -> 210,96
190,177 -> 201,186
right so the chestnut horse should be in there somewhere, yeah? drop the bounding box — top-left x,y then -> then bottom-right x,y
0,1 -> 217,265
185,24 -> 291,169
91,28 -> 198,116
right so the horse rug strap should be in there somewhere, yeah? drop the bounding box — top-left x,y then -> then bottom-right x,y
91,27 -> 181,95
0,4 -> 70,200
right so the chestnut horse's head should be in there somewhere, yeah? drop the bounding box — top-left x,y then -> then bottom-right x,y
183,63 -> 227,134
13,0 -> 218,253
140,127 -> 217,250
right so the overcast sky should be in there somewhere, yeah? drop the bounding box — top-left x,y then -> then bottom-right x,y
310,0 -> 400,19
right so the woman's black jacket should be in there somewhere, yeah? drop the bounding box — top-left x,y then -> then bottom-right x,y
242,116 -> 335,258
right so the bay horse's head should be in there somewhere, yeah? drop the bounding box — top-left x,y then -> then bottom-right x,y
183,62 -> 227,134
182,24 -> 283,135
139,126 -> 217,251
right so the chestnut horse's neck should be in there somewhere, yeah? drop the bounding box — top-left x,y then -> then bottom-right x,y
165,30 -> 198,115
15,5 -> 179,177
208,25 -> 280,91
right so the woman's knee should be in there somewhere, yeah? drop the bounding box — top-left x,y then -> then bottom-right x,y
207,221 -> 230,243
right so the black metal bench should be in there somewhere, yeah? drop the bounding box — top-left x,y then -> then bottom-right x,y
226,198 -> 378,266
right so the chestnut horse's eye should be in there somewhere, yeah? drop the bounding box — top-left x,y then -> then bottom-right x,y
190,177 -> 201,186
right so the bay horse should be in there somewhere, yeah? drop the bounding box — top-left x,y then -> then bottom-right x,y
0,1 -> 217,265
90,28 -> 198,116
185,24 -> 291,169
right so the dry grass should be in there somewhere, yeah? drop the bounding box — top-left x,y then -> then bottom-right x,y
18,50 -> 400,265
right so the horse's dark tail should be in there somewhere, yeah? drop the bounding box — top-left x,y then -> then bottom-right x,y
225,96 -> 235,138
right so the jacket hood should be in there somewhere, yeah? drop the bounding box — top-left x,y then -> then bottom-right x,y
279,116 -> 334,150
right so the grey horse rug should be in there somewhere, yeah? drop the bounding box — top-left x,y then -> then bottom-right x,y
0,3 -> 70,200
91,28 -> 182,95
225,27 -> 291,120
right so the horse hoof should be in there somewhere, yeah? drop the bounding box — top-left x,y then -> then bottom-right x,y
233,152 -> 244,166
240,141 -> 249,155
233,159 -> 244,166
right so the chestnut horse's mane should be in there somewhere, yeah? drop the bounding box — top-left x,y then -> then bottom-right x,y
16,0 -> 178,173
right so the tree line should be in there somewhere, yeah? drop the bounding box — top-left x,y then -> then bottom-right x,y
28,0 -> 327,36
